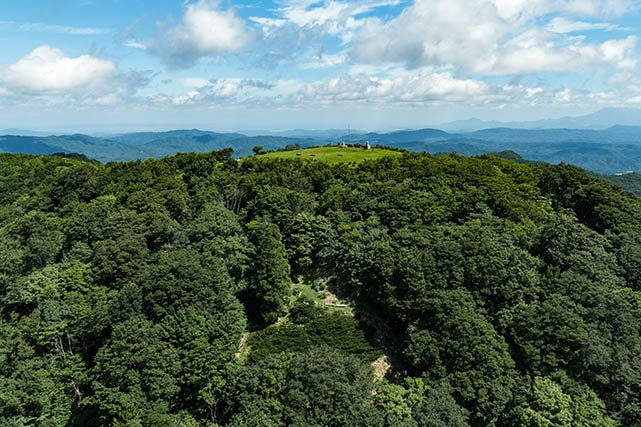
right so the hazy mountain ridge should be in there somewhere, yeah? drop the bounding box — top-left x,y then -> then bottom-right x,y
0,131 -> 312,162
349,126 -> 641,173
439,107 -> 641,131
4,121 -> 641,173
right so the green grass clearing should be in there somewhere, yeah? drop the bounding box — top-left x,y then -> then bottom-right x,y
258,146 -> 403,164
292,282 -> 323,302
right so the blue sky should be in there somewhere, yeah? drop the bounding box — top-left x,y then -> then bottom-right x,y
1,0 -> 641,132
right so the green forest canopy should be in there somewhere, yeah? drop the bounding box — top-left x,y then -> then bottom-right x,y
1,149 -> 641,426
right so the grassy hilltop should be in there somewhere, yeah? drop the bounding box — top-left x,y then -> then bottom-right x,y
258,146 -> 403,163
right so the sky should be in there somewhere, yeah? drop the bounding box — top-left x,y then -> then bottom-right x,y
1,0 -> 641,132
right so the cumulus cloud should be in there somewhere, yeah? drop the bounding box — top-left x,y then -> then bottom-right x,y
148,0 -> 251,68
494,32 -> 637,74
0,45 -> 116,94
166,78 -> 279,106
352,0 -> 507,70
298,70 -> 493,105
351,0 -> 639,75
0,46 -> 152,107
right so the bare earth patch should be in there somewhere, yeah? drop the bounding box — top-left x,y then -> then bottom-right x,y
235,332 -> 251,361
371,355 -> 392,381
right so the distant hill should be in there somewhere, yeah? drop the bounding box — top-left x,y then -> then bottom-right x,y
110,129 -> 246,146
0,136 -> 61,155
466,126 -> 641,143
4,124 -> 641,173
361,127 -> 641,174
0,134 -> 150,162
354,128 -> 452,144
440,107 -> 641,131
0,131 -> 316,162
0,128 -> 52,136
604,172 -> 641,196
241,129 -> 362,140
112,130 -> 311,158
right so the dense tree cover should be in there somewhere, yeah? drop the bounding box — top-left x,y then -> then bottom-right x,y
1,150 -> 641,426
604,172 -> 641,197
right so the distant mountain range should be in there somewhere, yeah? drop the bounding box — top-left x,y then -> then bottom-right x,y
240,129 -> 364,139
4,117 -> 641,174
0,128 -> 53,137
0,131 -> 312,163
346,126 -> 641,174
439,107 -> 641,131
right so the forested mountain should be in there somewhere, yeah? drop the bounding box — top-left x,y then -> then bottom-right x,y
604,172 -> 641,196
5,125 -> 641,173
0,131 -> 308,163
351,126 -> 641,174
2,149 -> 641,426
0,135 -> 151,162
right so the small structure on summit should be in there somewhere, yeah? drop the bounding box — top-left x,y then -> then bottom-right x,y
364,140 -> 371,150
339,137 -> 347,148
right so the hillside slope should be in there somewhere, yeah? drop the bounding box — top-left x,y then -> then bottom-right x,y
1,151 -> 641,426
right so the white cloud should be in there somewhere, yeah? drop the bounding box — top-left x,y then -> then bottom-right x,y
124,40 -> 147,49
293,68 -> 641,109
252,1 -> 403,50
351,0 -> 639,75
300,52 -> 348,69
0,20 -> 112,35
599,36 -> 638,69
249,16 -> 288,35
154,71 -> 523,108
299,70 -> 493,104
493,32 -> 637,74
0,45 -> 116,94
180,0 -> 249,52
181,77 -> 212,88
493,0 -> 631,21
546,17 -> 620,33
277,0 -> 350,29
84,93 -> 120,106
18,22 -> 113,35
0,46 -> 153,110
149,0 -> 250,68
352,0 -> 508,70
241,1 -> 403,70
555,88 -> 573,103
164,78 -> 283,106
